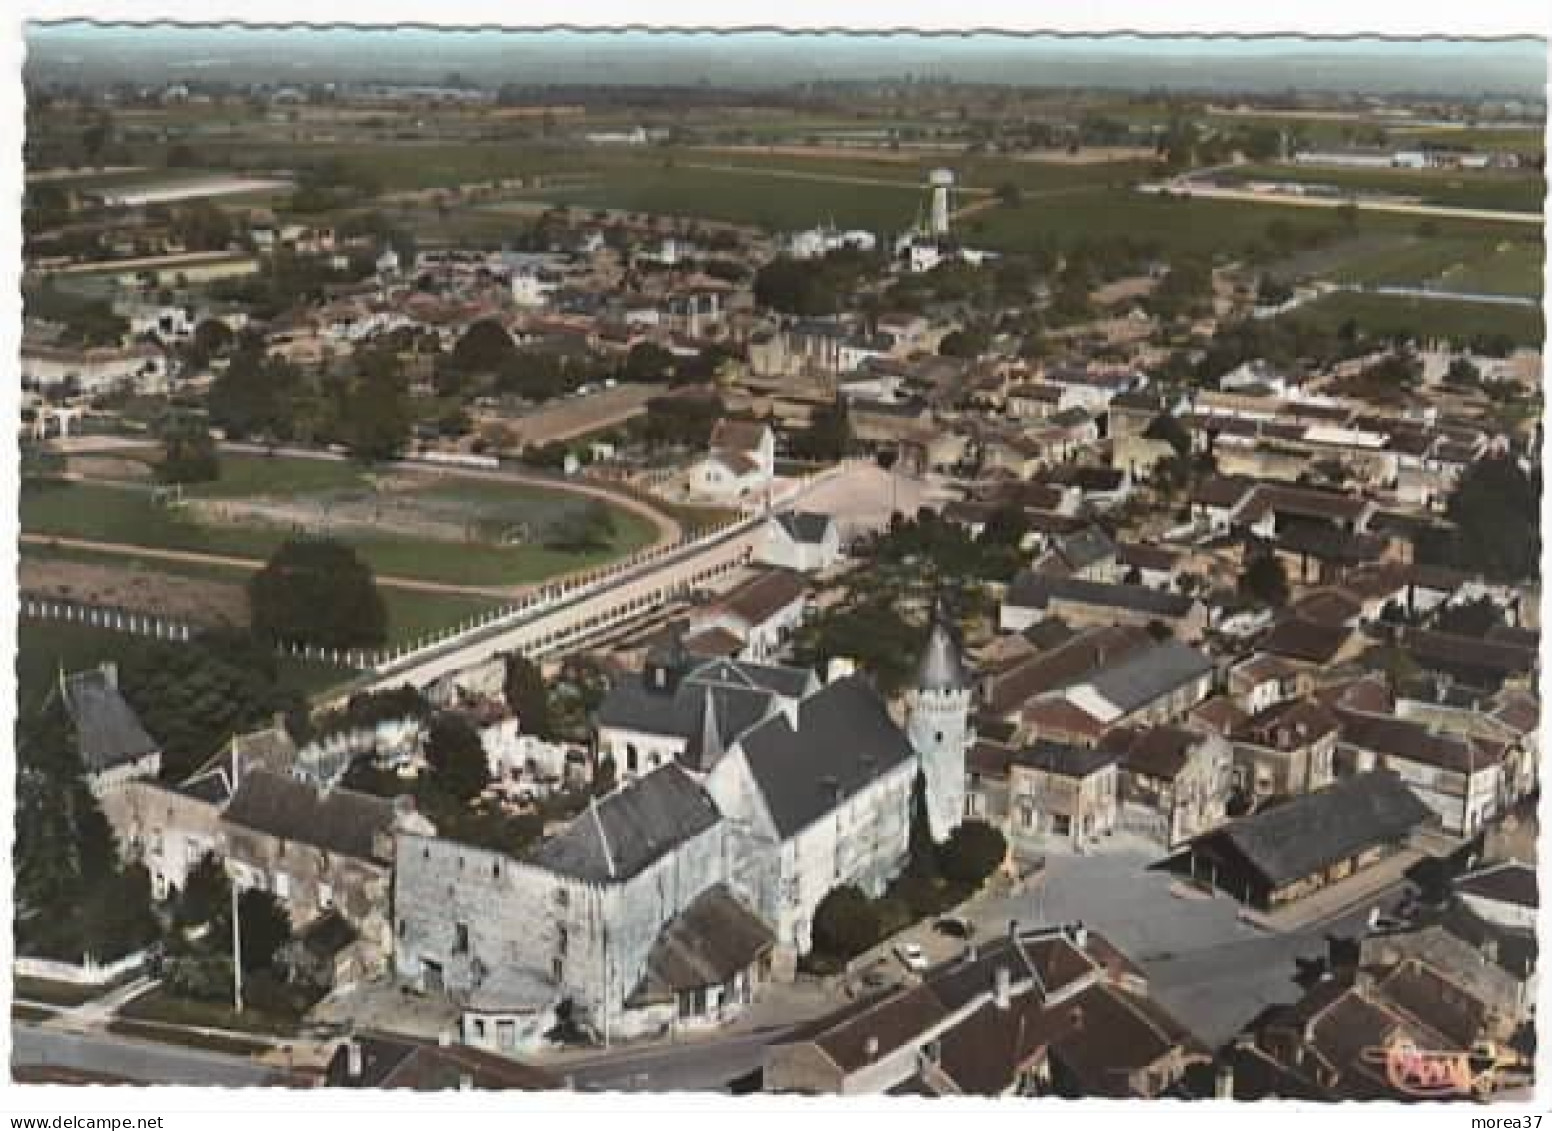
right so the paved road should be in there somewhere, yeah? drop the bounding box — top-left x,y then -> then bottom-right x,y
11,1023 -> 278,1087
540,1025 -> 792,1092
971,846 -> 1413,1047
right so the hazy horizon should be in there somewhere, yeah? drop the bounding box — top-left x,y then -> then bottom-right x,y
25,23 -> 1550,99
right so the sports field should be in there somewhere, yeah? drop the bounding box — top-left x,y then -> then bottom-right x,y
21,454 -> 661,589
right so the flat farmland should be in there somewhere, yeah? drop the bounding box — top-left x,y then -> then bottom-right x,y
1218,163 -> 1545,213
1281,291 -> 1545,347
1269,233 -> 1545,298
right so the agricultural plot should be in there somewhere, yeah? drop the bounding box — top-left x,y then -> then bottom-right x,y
1219,164 -> 1545,213
1281,291 -> 1545,348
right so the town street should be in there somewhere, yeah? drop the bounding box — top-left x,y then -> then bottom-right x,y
537,1025 -> 793,1092
11,1024 -> 280,1087
970,845 -> 1412,1046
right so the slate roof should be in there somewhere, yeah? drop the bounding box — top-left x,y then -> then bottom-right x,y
533,762 -> 722,883
1455,861 -> 1538,910
1257,618 -> 1353,665
1193,771 -> 1431,888
917,617 -> 972,693
1007,573 -> 1195,619
324,1035 -> 560,1090
1081,641 -> 1214,715
1014,740 -> 1117,780
734,674 -> 916,839
709,419 -> 769,453
593,657 -> 813,756
60,665 -> 159,774
1337,709 -> 1500,775
221,770 -> 397,863
1098,725 -> 1201,781
628,884 -> 776,1004
774,510 -> 835,545
984,626 -> 1154,717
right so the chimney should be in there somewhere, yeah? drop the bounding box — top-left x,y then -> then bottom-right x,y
1071,922 -> 1089,950
994,965 -> 1012,1011
102,661 -> 119,689
458,1072 -> 474,1092
438,1029 -> 454,1047
346,1040 -> 363,1080
1215,1061 -> 1235,1100
1008,918 -> 1020,940
865,1036 -> 880,1062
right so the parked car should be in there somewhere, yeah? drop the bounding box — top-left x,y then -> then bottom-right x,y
895,942 -> 929,973
933,916 -> 974,939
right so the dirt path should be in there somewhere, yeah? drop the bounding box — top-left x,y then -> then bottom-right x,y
20,534 -> 520,598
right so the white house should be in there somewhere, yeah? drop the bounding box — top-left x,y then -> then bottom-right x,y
759,511 -> 842,573
691,420 -> 776,502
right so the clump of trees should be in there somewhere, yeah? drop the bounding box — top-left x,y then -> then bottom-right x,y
248,538 -> 388,650
805,774 -> 1007,970
156,412 -> 220,485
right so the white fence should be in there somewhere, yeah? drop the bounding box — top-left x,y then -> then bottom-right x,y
15,947 -> 150,987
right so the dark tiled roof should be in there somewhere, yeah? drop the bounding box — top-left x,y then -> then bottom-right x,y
60,666 -> 159,773
1257,618 -> 1353,665
774,510 -> 835,544
735,674 -> 916,839
593,658 -> 812,746
222,770 -> 396,862
917,618 -> 972,693
984,626 -> 1153,716
718,568 -> 806,627
1008,573 -> 1195,619
1014,740 -> 1117,780
1099,725 -> 1200,781
533,763 -> 721,883
1081,641 -> 1214,714
1454,861 -> 1538,910
1338,709 -> 1498,775
1195,772 -> 1431,888
325,1036 -> 560,1090
1375,959 -> 1489,1050
629,884 -> 776,1004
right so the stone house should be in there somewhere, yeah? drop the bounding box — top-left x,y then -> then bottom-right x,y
1337,710 -> 1509,837
1228,698 -> 1341,805
685,568 -> 807,663
704,673 -> 923,959
592,651 -> 819,781
1005,742 -> 1119,853
59,663 -> 162,797
99,778 -> 225,901
222,769 -> 429,969
764,925 -> 1207,1097
395,763 -> 772,1045
1100,725 -> 1233,849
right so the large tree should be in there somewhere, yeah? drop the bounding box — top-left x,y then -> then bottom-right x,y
423,712 -> 491,802
1445,456 -> 1540,581
157,412 -> 220,485
1239,550 -> 1291,608
810,884 -> 881,962
502,653 -> 554,740
248,538 -> 388,650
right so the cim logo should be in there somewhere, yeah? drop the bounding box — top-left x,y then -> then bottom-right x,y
1361,1038 -> 1527,1099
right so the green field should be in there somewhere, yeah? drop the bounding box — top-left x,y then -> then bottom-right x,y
21,469 -> 660,589
1220,164 -> 1545,213
1282,291 -> 1545,347
1268,232 -> 1545,298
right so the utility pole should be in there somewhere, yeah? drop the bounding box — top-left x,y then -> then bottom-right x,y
231,877 -> 244,1014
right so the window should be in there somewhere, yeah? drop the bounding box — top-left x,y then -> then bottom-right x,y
273,872 -> 290,899
497,1021 -> 515,1050
551,957 -> 564,981
454,922 -> 470,955
554,888 -> 569,909
473,1019 -> 487,1040
151,830 -> 164,857
557,926 -> 568,957
398,918 -> 407,939
318,883 -> 334,910
626,744 -> 639,772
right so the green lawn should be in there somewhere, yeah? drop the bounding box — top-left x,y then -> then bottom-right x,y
21,478 -> 659,588
116,986 -> 300,1037
1281,291 -> 1545,347
185,453 -> 370,499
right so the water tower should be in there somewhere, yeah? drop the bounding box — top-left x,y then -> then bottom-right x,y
927,168 -> 956,236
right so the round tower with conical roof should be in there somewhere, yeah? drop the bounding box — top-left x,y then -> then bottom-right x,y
906,611 -> 973,842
